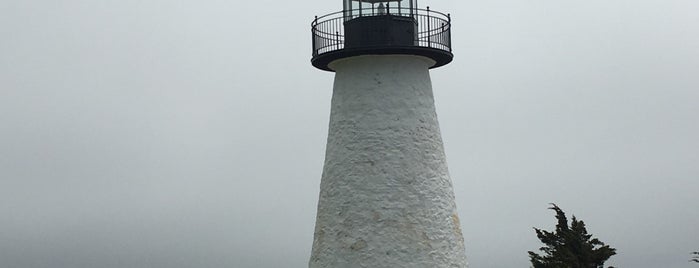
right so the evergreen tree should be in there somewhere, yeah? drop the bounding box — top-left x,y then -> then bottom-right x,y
691,251 -> 699,263
528,204 -> 616,268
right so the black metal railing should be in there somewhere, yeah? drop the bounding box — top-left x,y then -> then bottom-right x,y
311,7 -> 451,58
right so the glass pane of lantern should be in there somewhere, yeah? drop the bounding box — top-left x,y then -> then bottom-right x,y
344,0 -> 417,18
396,0 -> 410,15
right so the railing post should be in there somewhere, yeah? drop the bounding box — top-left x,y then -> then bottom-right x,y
336,31 -> 340,50
312,16 -> 318,56
427,6 -> 431,48
441,22 -> 445,50
447,13 -> 452,52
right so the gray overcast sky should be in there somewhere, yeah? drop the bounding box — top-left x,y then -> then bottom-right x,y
1,0 -> 697,267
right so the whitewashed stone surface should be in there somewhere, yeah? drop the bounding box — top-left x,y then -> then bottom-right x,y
310,55 -> 467,268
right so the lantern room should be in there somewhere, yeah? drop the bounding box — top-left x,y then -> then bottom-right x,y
342,0 -> 418,20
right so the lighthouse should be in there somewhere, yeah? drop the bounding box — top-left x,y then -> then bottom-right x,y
309,0 -> 466,267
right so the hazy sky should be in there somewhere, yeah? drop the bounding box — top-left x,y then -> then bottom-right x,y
1,0 -> 697,267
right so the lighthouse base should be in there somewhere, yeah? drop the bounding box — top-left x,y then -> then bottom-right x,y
310,55 -> 467,268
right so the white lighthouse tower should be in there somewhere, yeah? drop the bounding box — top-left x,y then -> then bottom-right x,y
310,1 -> 466,267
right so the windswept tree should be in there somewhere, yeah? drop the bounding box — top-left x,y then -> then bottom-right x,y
528,204 -> 616,268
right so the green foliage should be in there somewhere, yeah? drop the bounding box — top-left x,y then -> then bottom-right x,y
528,204 -> 616,268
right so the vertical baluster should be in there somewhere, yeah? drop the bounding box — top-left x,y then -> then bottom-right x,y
338,18 -> 342,49
335,20 -> 338,50
326,19 -> 328,52
441,22 -> 445,50
423,14 -> 427,47
422,13 -> 426,47
312,16 -> 317,55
